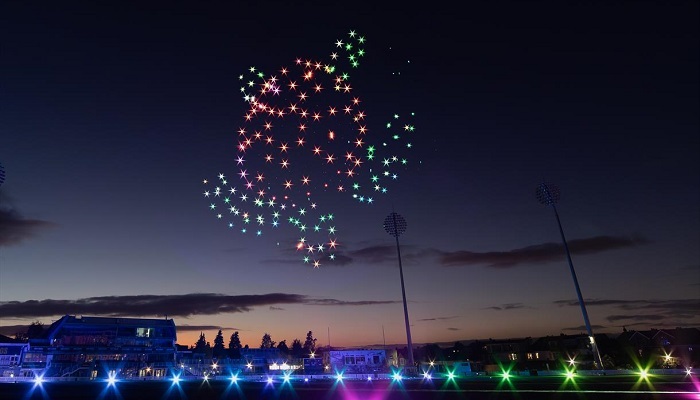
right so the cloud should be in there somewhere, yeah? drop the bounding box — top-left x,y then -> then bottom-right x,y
175,325 -> 235,332
555,298 -> 699,313
305,299 -> 399,306
606,314 -> 666,322
346,245 -> 396,264
0,293 -> 307,318
417,316 -> 459,322
439,235 -> 649,268
262,234 -> 646,269
269,306 -> 284,311
342,244 -> 440,265
0,204 -> 57,247
561,324 -> 607,332
484,303 -> 526,311
447,327 -> 460,331
553,299 -> 638,307
0,293 -> 400,319
321,253 -> 353,266
554,298 -> 700,325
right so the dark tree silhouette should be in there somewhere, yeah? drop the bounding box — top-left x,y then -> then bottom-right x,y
418,343 -> 445,362
14,321 -> 45,341
291,339 -> 303,358
303,331 -> 317,354
13,331 -> 28,342
447,341 -> 466,361
277,340 -> 289,355
213,330 -> 226,359
260,333 -> 275,349
194,332 -> 208,352
228,331 -> 242,359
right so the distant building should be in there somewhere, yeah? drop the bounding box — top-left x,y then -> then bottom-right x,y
617,327 -> 700,368
527,334 -> 598,370
328,349 -> 387,374
176,347 -> 291,376
0,336 -> 28,378
481,337 -> 532,371
240,347 -> 286,373
418,360 -> 479,376
22,315 -> 177,379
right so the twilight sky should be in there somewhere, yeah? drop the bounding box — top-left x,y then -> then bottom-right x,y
1,1 -> 698,349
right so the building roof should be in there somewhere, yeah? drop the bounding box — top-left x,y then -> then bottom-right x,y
54,315 -> 176,327
617,327 -> 700,345
38,315 -> 177,343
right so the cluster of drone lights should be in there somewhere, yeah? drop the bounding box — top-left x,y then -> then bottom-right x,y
202,30 -> 416,267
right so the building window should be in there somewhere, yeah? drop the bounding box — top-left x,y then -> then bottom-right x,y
137,328 -> 153,338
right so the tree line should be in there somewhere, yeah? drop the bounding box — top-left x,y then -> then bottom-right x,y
191,330 -> 317,359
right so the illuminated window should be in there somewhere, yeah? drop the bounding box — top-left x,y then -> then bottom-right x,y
136,328 -> 153,338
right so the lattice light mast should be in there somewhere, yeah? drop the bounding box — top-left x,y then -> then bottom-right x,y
536,182 -> 604,369
383,211 -> 415,370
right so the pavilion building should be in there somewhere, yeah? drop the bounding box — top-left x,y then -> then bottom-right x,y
22,315 -> 177,379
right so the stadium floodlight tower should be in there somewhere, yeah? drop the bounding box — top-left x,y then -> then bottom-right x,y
383,211 -> 415,371
536,182 -> 604,370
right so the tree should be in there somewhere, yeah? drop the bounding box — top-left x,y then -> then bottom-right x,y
14,321 -> 45,341
303,331 -> 317,354
277,340 -> 289,355
27,321 -> 45,339
229,331 -> 242,359
418,343 -> 445,362
260,333 -> 275,349
447,341 -> 466,361
194,332 -> 208,352
213,330 -> 226,359
291,339 -> 303,358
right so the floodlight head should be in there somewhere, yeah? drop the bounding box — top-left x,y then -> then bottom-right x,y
536,182 -> 560,206
384,212 -> 407,237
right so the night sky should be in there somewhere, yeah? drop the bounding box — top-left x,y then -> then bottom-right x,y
1,1 -> 698,349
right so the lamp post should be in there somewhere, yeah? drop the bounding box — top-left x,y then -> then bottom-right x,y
383,211 -> 415,370
536,182 -> 604,370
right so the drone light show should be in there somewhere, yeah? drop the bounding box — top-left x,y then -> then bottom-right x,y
201,30 -> 416,267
